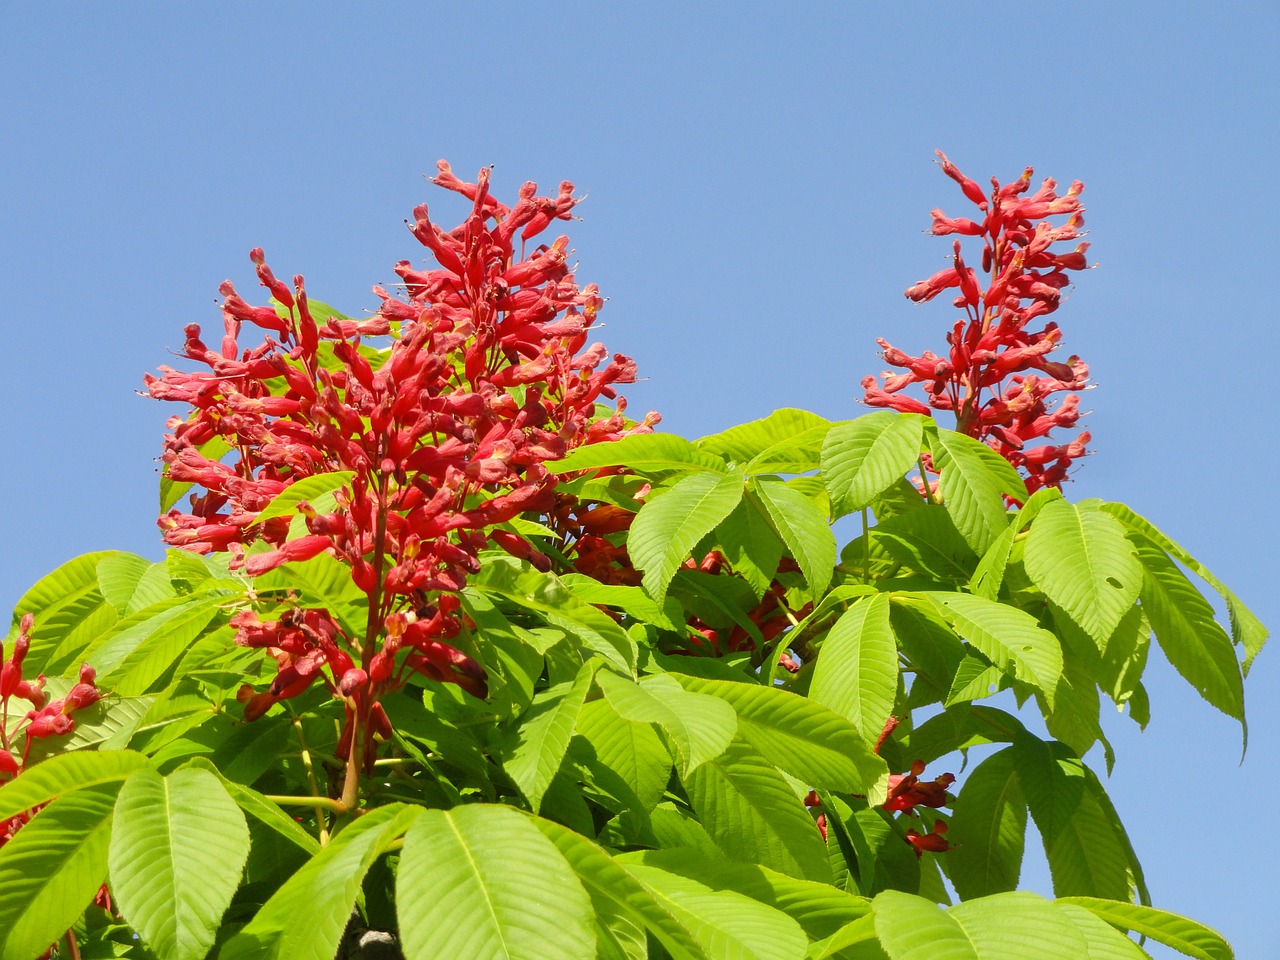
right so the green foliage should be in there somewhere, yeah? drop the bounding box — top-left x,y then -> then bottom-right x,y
1,262 -> 1265,960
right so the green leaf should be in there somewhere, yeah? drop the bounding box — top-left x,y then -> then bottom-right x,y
929,428 -> 1027,554
97,553 -> 177,614
1101,502 -> 1268,672
898,706 -> 1028,767
809,595 -> 899,746
20,690 -> 154,767
597,672 -> 737,775
716,498 -> 788,600
871,889 -> 978,960
631,470 -> 746,602
109,766 -> 250,960
1054,903 -> 1150,959
685,736 -> 831,882
397,804 -> 595,960
748,477 -> 836,597
503,663 -> 595,811
1133,537 -> 1245,725
534,818 -> 711,960
0,784 -> 116,960
0,751 -> 149,822
677,676 -> 889,802
254,471 -> 355,524
822,413 -> 926,517
621,859 -> 810,960
946,747 -> 1026,899
574,699 -> 672,812
1024,500 -> 1141,645
698,408 -> 830,470
968,489 -> 1060,601
549,433 -> 729,475
92,595 -> 228,697
180,757 -> 320,856
221,804 -> 419,960
945,891 -> 1089,959
473,561 -> 636,672
1057,898 -> 1232,960
558,575 -> 683,632
1011,738 -> 1133,901
624,848 -> 871,943
926,593 -> 1063,706
7,552 -> 120,676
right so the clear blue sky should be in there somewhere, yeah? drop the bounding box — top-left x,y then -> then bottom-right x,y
2,4 -> 1275,955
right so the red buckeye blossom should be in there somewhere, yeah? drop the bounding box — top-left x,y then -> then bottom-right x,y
906,819 -> 952,857
145,163 -> 658,768
883,759 -> 956,813
865,151 -> 1093,495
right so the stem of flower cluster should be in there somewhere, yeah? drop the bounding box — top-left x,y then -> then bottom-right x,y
291,715 -> 331,845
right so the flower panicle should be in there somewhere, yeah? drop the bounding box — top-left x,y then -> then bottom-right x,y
865,151 -> 1093,495
145,164 -> 660,754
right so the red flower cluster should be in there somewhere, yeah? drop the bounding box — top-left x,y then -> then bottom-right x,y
864,151 -> 1092,493
883,758 -> 956,813
2,614 -> 104,841
146,163 -> 657,766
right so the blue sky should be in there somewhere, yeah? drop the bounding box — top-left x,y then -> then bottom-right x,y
2,4 -> 1276,955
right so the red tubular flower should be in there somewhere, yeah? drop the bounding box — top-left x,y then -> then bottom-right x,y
865,152 -> 1093,494
883,759 -> 956,813
906,819 -> 951,857
149,164 -> 658,767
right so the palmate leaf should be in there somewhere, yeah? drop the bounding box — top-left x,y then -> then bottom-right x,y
548,433 -> 730,475
574,699 -> 672,813
1024,499 -> 1142,646
502,663 -> 595,811
821,412 -> 927,518
748,477 -> 836,597
924,593 -> 1063,707
397,804 -> 595,960
0,750 -> 150,823
619,859 -> 809,960
1055,898 -> 1232,960
697,408 -> 830,471
473,560 -> 636,672
630,470 -> 746,602
1054,904 -> 1150,959
109,766 -> 250,960
1101,502 -> 1269,672
1132,536 -> 1245,726
624,848 -> 872,943
92,594 -> 231,697
685,736 -> 832,882
0,784 -> 117,960
534,818 -> 711,960
928,428 -> 1026,555
808,594 -> 898,748
873,890 -> 1089,960
221,804 -> 420,960
597,671 -> 737,775
946,747 -> 1026,900
676,676 -> 888,801
7,551 -> 120,676
1011,737 -> 1135,902
96,552 -> 177,614
717,497 -> 788,599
